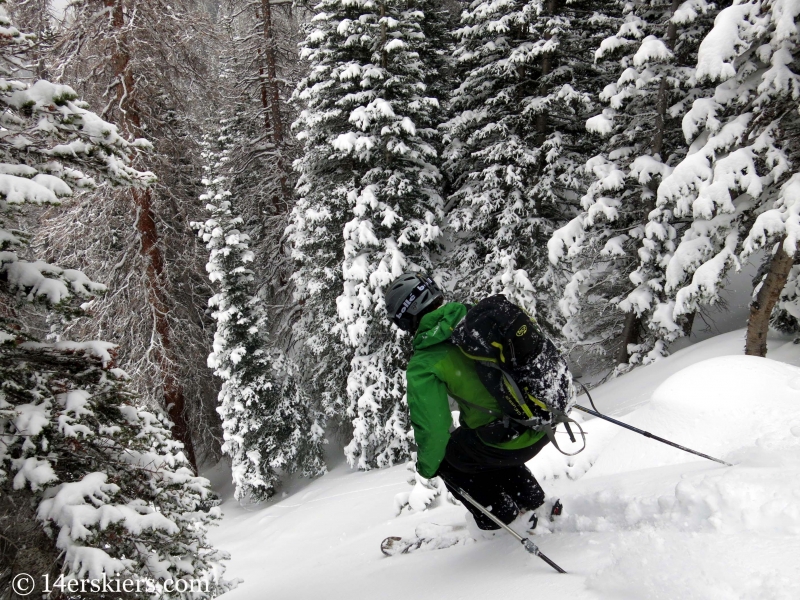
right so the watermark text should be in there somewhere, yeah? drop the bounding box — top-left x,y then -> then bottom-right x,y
11,572 -> 210,596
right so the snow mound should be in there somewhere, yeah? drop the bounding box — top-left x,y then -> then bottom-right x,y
553,355 -> 800,540
587,355 -> 800,476
551,356 -> 800,599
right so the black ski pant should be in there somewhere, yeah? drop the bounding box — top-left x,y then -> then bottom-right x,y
436,427 -> 550,530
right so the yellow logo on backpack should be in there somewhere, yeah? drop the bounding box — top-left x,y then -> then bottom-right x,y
516,324 -> 527,337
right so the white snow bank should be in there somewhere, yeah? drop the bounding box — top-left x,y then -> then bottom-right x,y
588,355 -> 800,475
544,355 -> 800,599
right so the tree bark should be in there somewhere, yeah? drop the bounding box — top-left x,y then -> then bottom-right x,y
106,0 -> 197,471
745,243 -> 795,357
257,58 -> 271,134
682,310 -> 696,337
534,0 -> 558,148
617,309 -> 639,365
261,0 -> 284,146
259,0 -> 290,209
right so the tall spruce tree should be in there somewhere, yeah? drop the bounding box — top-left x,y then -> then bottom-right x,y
443,0 -> 608,339
215,0 -> 311,405
548,0 -> 720,373
290,0 -> 445,469
197,126 -> 325,500
217,0 -> 304,216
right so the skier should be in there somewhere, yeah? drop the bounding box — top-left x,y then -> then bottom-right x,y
385,272 -> 557,534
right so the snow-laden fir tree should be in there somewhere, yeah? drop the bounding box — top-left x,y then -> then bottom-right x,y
0,5 -> 234,594
290,0 -> 445,469
196,126 -> 325,500
548,0 -> 719,373
215,0 -> 314,411
647,0 -> 800,358
1,344 -> 237,597
417,0 -> 459,140
443,0 -> 610,338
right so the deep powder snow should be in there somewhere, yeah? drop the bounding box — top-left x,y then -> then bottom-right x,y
208,331 -> 800,600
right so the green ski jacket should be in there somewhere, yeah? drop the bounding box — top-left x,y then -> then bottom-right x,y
407,301 -> 545,479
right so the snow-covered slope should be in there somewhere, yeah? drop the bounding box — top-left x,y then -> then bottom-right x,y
209,331 -> 800,600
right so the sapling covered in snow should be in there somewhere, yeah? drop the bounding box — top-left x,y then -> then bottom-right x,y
393,455 -> 452,515
0,5 -> 234,594
196,129 -> 325,500
649,0 -> 800,357
290,0 -> 445,469
549,0 -> 719,372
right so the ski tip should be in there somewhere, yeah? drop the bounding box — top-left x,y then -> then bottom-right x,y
381,536 -> 404,556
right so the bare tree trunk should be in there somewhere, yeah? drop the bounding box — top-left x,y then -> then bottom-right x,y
106,0 -> 197,471
682,310 -> 696,337
132,188 -> 198,471
257,57 -> 271,133
262,0 -> 284,145
260,0 -> 290,208
617,310 -> 639,365
745,243 -> 795,357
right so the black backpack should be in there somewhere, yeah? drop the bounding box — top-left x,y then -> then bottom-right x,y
450,295 -> 582,453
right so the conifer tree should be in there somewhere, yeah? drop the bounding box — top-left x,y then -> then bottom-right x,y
443,0 -> 608,338
290,0 -> 445,469
35,0 -> 221,468
216,0 -> 312,384
549,0 -> 719,372
0,5 -> 233,593
197,126 -> 325,500
217,0 -> 304,216
650,0 -> 800,358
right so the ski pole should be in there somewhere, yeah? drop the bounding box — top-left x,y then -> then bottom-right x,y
573,382 -> 733,467
441,478 -> 567,574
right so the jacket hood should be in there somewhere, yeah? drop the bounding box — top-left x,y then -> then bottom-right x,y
412,302 -> 467,350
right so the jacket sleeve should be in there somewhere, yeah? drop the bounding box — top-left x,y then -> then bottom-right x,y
406,358 -> 452,479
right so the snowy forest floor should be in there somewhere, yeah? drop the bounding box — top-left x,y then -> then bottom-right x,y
206,327 -> 800,600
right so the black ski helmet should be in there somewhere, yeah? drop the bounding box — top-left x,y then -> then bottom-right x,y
385,272 -> 443,331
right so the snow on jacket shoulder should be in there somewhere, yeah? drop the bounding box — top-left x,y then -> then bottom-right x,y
407,302 -> 544,479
